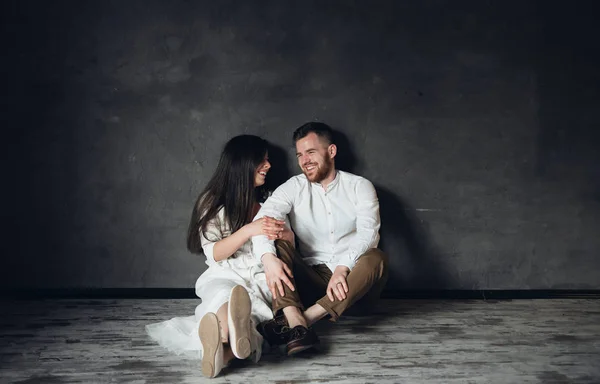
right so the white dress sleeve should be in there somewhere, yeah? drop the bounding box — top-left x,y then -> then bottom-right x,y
199,207 -> 226,266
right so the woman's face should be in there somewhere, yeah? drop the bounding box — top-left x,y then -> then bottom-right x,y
254,153 -> 271,187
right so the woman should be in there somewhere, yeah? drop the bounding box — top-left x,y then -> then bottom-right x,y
146,134 -> 292,378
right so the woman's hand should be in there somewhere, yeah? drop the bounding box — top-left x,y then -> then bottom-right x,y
279,226 -> 295,245
244,216 -> 285,240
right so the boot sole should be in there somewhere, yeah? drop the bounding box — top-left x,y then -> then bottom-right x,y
287,343 -> 317,356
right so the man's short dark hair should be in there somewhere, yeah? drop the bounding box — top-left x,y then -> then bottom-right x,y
293,122 -> 335,145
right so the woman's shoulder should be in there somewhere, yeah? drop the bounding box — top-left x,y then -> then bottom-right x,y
202,205 -> 226,226
203,206 -> 230,236
213,206 -> 226,222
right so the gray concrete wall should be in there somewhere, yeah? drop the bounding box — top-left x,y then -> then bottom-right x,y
3,0 -> 599,290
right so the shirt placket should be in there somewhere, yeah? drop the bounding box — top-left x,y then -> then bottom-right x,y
323,189 -> 335,263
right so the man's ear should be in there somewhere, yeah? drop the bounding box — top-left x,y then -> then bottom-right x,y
328,144 -> 337,159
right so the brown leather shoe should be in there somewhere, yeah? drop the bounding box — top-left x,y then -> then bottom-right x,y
286,325 -> 319,356
257,314 -> 291,346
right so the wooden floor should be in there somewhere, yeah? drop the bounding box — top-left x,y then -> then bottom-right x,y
0,299 -> 599,384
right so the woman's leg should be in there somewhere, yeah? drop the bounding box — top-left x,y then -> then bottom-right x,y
197,277 -> 260,367
197,295 -> 239,378
215,303 -> 229,342
215,303 -> 236,365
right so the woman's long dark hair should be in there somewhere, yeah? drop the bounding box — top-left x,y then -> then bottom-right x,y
187,135 -> 269,254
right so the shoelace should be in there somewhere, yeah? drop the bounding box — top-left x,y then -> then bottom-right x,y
274,325 -> 292,335
289,326 -> 308,340
274,315 -> 288,326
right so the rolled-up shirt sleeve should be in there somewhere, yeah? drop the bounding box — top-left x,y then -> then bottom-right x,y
200,208 -> 225,266
252,180 -> 295,262
336,179 -> 381,270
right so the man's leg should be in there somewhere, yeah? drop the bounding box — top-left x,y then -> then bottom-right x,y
314,248 -> 389,322
271,240 -> 329,319
261,240 -> 324,354
302,264 -> 333,325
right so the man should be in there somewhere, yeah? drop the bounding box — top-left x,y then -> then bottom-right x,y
251,122 -> 389,355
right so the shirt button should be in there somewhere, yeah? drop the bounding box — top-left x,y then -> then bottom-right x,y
328,212 -> 331,215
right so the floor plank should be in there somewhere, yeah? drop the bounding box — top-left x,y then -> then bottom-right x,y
0,299 -> 599,383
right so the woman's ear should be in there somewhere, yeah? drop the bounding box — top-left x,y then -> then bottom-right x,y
328,144 -> 337,159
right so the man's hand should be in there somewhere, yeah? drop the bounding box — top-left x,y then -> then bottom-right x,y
261,253 -> 295,298
327,265 -> 350,301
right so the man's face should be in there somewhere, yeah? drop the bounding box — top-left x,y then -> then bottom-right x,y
295,132 -> 335,183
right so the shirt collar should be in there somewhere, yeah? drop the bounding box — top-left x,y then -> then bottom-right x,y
314,170 -> 340,191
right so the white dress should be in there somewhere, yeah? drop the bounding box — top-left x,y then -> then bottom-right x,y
145,207 -> 274,361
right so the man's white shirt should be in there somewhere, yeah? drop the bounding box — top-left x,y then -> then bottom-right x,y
252,170 -> 380,271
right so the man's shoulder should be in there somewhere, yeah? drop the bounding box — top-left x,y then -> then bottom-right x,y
338,170 -> 373,186
271,173 -> 309,195
284,173 -> 309,187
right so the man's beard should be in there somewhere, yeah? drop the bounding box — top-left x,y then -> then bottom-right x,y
304,157 -> 333,183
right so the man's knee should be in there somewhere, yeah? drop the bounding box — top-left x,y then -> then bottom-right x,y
357,248 -> 389,277
275,239 -> 295,264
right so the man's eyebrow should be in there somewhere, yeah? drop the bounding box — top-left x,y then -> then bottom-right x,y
296,144 -> 321,155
